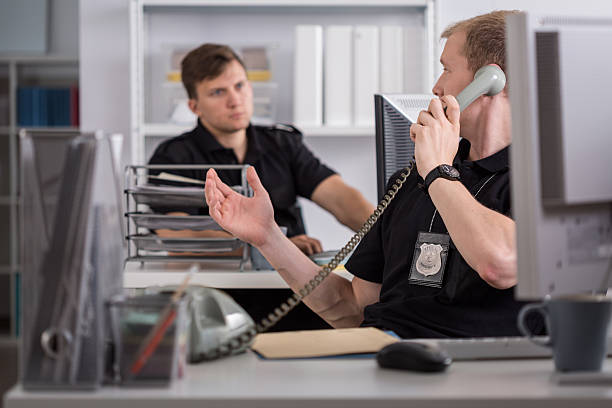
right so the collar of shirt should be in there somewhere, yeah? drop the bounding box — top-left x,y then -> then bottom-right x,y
191,119 -> 266,164
454,138 -> 509,173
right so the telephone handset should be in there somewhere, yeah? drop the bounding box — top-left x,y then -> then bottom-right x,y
203,65 -> 507,360
455,64 -> 506,111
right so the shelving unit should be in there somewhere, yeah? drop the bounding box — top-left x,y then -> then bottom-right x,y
130,0 -> 436,164
0,56 -> 79,339
143,123 -> 375,137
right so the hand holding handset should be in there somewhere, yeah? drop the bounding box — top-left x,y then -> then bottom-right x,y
203,65 -> 507,360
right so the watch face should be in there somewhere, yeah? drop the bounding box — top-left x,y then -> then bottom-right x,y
440,164 -> 460,178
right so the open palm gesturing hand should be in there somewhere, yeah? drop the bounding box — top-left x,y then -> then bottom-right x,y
204,167 -> 277,247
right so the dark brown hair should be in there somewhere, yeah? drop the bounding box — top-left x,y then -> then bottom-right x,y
441,10 -> 520,74
181,43 -> 246,99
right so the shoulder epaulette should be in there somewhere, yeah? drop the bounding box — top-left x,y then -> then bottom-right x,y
274,123 -> 302,135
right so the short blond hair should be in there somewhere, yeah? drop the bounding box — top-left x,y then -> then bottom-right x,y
441,10 -> 520,73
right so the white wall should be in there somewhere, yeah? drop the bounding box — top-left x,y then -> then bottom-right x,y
79,0 -> 131,164
0,0 -> 78,55
299,137 -> 377,250
49,0 -> 79,57
435,0 -> 612,76
438,0 -> 612,32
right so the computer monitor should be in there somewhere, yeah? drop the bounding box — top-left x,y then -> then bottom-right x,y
374,94 -> 431,201
506,12 -> 612,299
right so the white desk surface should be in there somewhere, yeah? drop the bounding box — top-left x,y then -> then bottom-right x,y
6,351 -> 612,408
123,260 -> 353,289
14,262 -> 609,407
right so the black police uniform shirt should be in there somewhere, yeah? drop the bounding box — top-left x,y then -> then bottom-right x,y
148,120 -> 336,238
345,138 -> 529,339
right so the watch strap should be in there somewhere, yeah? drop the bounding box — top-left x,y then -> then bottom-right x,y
423,165 -> 460,194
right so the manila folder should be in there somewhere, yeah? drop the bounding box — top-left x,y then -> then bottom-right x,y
251,327 -> 398,359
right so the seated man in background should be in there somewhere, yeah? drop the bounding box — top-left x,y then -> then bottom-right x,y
149,43 -> 374,255
205,10 -> 540,338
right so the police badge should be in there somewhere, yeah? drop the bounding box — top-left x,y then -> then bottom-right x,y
409,232 -> 450,288
416,243 -> 443,276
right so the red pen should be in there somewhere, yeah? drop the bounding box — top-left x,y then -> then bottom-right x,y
129,265 -> 197,376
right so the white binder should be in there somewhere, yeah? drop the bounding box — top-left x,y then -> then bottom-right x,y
380,26 -> 404,94
404,24 -> 425,94
324,25 -> 352,127
293,25 -> 323,127
353,25 -> 379,127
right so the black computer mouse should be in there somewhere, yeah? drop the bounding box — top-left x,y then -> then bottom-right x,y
376,341 -> 452,372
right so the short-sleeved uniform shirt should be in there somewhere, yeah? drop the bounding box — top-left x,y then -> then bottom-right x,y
346,139 -> 532,339
148,120 -> 336,237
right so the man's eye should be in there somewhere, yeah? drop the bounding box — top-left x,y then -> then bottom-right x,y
212,89 -> 224,96
236,82 -> 244,90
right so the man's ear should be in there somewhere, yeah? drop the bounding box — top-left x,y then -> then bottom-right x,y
188,98 -> 199,115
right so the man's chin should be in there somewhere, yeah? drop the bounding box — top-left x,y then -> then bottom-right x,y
218,121 -> 250,134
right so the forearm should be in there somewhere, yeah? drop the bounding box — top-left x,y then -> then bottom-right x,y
429,178 -> 517,289
204,167 -> 364,326
336,190 -> 375,232
311,176 -> 375,232
258,226 -> 364,327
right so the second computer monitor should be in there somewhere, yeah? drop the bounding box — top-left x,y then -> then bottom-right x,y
374,93 -> 431,201
506,12 -> 612,299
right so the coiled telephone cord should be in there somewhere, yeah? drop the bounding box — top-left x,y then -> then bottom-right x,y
206,164 -> 414,360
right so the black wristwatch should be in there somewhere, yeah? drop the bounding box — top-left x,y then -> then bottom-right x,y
423,164 -> 460,194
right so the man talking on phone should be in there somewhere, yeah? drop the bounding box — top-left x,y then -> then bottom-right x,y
205,10 -> 535,338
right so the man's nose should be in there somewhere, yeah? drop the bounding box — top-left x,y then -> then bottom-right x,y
432,79 -> 443,97
227,89 -> 241,106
